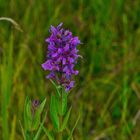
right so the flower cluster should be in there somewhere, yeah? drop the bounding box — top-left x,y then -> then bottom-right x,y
42,23 -> 81,92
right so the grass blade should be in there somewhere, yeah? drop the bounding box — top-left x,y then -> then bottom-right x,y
33,110 -> 47,140
50,79 -> 60,97
19,120 -> 26,140
50,95 -> 59,130
67,114 -> 80,140
60,107 -> 72,131
42,126 -> 54,140
10,115 -> 16,140
1,34 -> 14,140
0,17 -> 23,32
61,89 -> 68,116
32,98 -> 46,130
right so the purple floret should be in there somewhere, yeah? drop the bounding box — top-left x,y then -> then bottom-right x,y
42,23 -> 81,92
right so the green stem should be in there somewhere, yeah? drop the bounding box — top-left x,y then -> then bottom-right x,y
58,88 -> 63,140
58,116 -> 62,140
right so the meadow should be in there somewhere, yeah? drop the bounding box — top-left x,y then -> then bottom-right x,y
0,0 -> 140,139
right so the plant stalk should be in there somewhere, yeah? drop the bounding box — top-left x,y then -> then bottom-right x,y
58,89 -> 63,140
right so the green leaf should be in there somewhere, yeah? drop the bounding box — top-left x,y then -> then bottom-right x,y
67,114 -> 80,140
57,88 -> 67,116
33,109 -> 47,140
50,79 -> 60,97
54,95 -> 60,114
50,95 -> 59,130
32,98 -> 46,130
42,126 -> 54,140
24,97 -> 32,131
60,107 -> 72,131
61,90 -> 67,116
19,120 -> 26,140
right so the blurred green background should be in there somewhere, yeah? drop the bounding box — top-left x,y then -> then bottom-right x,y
0,0 -> 140,139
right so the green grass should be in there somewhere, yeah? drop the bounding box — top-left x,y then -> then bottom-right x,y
0,0 -> 140,139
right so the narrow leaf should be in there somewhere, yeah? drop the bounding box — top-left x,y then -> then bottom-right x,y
32,98 -> 46,130
10,115 -> 16,140
67,114 -> 80,140
0,17 -> 23,32
60,107 -> 72,131
61,90 -> 67,116
50,95 -> 59,130
19,120 -> 26,140
54,95 -> 60,114
33,110 -> 47,140
50,79 -> 60,97
24,97 -> 32,131
42,126 -> 54,140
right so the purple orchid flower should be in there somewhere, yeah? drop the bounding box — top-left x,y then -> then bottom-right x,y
42,23 -> 81,92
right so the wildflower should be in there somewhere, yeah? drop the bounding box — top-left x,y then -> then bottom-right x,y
42,23 -> 81,92
31,99 -> 40,116
32,99 -> 40,108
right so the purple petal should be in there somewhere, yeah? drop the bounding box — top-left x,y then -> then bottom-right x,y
58,48 -> 63,54
52,52 -> 58,58
46,72 -> 55,79
48,44 -> 56,51
57,22 -> 63,30
50,25 -> 57,33
68,57 -> 74,63
69,81 -> 75,88
45,38 -> 50,43
71,37 -> 80,45
63,66 -> 68,72
64,44 -> 69,52
42,60 -> 52,70
71,48 -> 79,54
74,70 -> 79,75
62,58 -> 66,65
